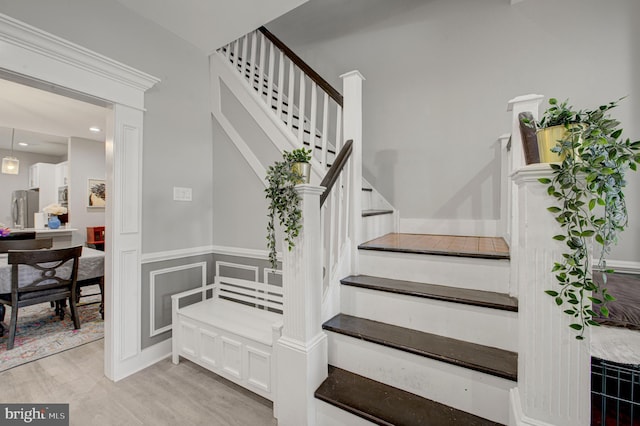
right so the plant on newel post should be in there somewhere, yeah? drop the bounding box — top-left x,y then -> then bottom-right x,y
265,148 -> 312,269
536,98 -> 640,339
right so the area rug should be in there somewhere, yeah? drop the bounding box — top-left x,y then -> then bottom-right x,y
0,287 -> 103,372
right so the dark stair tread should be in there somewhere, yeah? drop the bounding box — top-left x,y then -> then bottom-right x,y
323,314 -> 517,381
341,275 -> 518,312
315,366 -> 502,426
362,209 -> 394,217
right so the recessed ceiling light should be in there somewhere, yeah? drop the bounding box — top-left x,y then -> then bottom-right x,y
18,142 -> 28,146
89,126 -> 101,133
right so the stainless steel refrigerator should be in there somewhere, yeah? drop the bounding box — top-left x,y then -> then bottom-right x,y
11,189 -> 39,229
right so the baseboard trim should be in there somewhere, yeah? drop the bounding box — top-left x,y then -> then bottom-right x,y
509,388 -> 557,426
399,218 -> 499,237
604,260 -> 640,274
112,340 -> 172,382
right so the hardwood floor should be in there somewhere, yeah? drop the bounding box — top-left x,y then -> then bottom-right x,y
0,340 -> 277,426
360,233 -> 510,259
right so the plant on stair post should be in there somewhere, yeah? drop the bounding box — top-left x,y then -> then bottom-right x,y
265,148 -> 312,269
535,98 -> 640,339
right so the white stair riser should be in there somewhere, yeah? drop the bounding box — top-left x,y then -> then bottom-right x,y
327,332 -> 512,424
359,250 -> 510,293
361,213 -> 395,244
341,286 -> 518,351
316,400 -> 376,426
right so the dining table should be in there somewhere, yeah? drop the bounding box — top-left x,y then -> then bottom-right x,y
0,246 -> 105,334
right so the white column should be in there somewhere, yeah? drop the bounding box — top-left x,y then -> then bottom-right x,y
509,164 -> 591,426
506,94 -> 544,300
276,184 -> 327,426
341,70 -> 365,274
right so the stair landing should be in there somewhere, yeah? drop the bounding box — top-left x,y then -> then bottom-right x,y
360,233 -> 510,260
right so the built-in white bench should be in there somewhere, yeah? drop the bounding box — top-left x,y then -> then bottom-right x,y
171,273 -> 283,401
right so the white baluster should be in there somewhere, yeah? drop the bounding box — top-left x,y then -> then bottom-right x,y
233,40 -> 240,71
276,51 -> 285,119
297,75 -> 306,146
224,42 -> 231,61
309,82 -> 318,159
321,94 -> 329,168
287,62 -> 295,131
241,34 -> 248,75
249,32 -> 257,90
267,44 -> 275,111
258,34 -> 266,100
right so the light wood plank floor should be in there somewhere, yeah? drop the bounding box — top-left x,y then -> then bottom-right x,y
360,233 -> 510,259
0,340 -> 277,426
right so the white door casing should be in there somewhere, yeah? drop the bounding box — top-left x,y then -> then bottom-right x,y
0,13 -> 160,380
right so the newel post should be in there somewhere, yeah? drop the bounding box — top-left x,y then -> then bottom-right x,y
505,94 -> 544,298
276,184 -> 327,426
509,164 -> 591,426
341,70 -> 364,274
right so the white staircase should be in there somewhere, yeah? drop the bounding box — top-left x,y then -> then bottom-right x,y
210,26 -> 518,426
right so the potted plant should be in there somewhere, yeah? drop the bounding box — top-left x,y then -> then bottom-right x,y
286,148 -> 312,184
522,98 -> 584,162
537,98 -> 640,338
265,148 -> 312,269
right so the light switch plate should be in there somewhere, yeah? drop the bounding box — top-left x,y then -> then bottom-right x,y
173,187 -> 192,201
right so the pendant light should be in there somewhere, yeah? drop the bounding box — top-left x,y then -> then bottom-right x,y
2,128 -> 19,175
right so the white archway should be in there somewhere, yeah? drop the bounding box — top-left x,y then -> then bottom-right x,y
0,13 -> 159,380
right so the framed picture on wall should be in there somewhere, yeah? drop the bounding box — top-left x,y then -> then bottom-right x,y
87,178 -> 106,208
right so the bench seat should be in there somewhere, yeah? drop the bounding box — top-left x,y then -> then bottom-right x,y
178,297 -> 281,346
172,280 -> 283,402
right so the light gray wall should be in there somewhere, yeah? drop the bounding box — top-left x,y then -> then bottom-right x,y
68,137 -> 105,246
212,115 -> 278,250
0,0 -> 214,254
267,0 -> 640,262
0,148 -> 64,226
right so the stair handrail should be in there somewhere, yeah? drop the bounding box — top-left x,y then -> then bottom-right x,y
258,26 -> 343,107
320,139 -> 353,206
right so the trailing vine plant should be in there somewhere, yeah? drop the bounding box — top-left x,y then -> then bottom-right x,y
265,148 -> 312,269
535,98 -> 640,339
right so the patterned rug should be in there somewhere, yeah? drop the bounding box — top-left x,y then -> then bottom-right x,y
0,286 -> 103,372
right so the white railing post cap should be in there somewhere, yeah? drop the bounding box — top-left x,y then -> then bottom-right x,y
507,94 -> 544,111
339,70 -> 366,80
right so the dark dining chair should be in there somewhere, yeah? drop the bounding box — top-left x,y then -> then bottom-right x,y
0,237 -> 53,253
0,245 -> 83,350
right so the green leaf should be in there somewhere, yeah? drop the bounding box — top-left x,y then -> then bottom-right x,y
552,235 -> 566,241
600,306 -> 609,317
547,206 -> 561,213
569,324 -> 583,331
545,290 -> 559,297
538,178 -> 552,184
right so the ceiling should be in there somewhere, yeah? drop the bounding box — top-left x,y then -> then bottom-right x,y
115,0 -> 308,54
0,0 -> 311,157
0,77 -> 108,157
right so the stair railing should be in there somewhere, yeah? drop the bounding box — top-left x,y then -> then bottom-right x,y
220,27 -> 343,170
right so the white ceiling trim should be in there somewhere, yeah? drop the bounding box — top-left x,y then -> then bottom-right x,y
0,13 -> 160,109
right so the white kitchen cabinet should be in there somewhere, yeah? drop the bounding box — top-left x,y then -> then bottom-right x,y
29,163 -> 55,190
55,161 -> 69,187
28,163 -> 57,209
